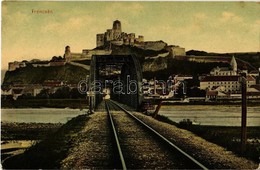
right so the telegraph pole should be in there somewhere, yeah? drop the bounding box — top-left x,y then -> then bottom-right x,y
87,90 -> 94,114
240,73 -> 247,153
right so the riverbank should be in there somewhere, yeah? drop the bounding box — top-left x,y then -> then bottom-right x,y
1,122 -> 63,164
2,115 -> 90,168
1,122 -> 63,140
161,99 -> 260,106
158,104 -> 260,126
1,99 -> 88,109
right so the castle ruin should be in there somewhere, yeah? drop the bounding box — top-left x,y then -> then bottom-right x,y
96,20 -> 144,47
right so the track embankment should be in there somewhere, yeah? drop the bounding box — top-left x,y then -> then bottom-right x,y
131,111 -> 257,169
2,102 -> 258,169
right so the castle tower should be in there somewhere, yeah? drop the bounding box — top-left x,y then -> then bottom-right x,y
230,55 -> 237,72
113,20 -> 122,32
96,34 -> 105,47
112,20 -> 122,40
64,46 -> 71,62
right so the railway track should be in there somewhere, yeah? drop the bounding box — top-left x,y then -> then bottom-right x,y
105,100 -> 208,169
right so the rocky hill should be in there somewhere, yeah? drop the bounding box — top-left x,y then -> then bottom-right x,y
143,57 -> 230,80
3,45 -> 258,85
105,44 -> 232,80
3,63 -> 89,84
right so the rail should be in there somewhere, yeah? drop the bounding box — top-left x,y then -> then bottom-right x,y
105,101 -> 127,170
109,100 -> 208,170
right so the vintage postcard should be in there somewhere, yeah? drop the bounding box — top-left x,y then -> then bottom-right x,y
1,1 -> 260,169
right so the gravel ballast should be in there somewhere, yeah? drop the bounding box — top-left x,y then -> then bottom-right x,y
61,112 -> 114,169
131,111 -> 258,169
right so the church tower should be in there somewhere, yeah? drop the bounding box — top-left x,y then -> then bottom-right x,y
230,55 -> 237,72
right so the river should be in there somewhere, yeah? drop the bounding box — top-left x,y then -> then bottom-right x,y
1,108 -> 86,123
1,106 -> 260,126
159,105 -> 260,126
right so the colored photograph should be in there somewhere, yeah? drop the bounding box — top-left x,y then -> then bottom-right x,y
1,1 -> 260,169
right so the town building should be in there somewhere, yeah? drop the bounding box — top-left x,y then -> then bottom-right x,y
200,56 -> 257,94
23,84 -> 43,97
1,85 -> 12,96
249,70 -> 259,78
171,74 -> 193,84
210,56 -> 237,76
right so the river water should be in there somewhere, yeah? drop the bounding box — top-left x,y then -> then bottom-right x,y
159,105 -> 260,126
1,106 -> 260,126
1,108 -> 86,123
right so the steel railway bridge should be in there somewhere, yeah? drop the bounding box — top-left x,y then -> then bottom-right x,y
89,54 -> 143,110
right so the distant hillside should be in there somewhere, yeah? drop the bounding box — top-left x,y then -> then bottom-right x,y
187,50 -> 260,69
186,50 -> 217,56
3,64 -> 89,84
143,56 -> 230,80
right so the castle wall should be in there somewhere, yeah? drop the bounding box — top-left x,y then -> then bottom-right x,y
172,47 -> 186,56
8,61 -> 26,71
138,41 -> 167,51
111,40 -> 124,46
96,34 -> 105,47
105,29 -> 113,41
128,33 -> 135,45
8,62 -> 19,71
135,35 -> 144,43
145,52 -> 170,59
187,56 -> 230,63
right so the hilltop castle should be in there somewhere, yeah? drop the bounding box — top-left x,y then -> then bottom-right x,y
96,20 -> 144,47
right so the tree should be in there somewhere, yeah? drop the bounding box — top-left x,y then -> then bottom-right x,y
53,87 -> 70,99
51,56 -> 58,61
70,88 -> 86,99
187,87 -> 206,97
36,89 -> 50,99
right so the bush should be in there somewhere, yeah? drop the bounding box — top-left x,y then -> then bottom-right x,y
178,119 -> 193,127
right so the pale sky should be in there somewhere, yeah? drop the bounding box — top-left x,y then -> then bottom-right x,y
2,1 -> 260,69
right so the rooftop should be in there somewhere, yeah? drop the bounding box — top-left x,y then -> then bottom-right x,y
201,75 -> 255,82
201,76 -> 239,82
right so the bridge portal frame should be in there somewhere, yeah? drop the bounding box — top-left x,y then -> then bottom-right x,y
89,54 -> 143,110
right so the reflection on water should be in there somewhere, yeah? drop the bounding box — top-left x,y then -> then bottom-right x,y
159,105 -> 260,126
1,108 -> 86,123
